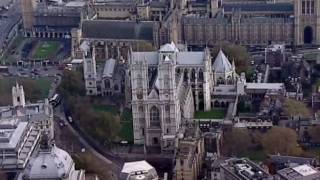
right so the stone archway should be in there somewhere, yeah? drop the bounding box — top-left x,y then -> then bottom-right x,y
304,26 -> 313,44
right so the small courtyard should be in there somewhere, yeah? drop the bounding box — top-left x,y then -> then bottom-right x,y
31,41 -> 61,60
194,109 -> 226,119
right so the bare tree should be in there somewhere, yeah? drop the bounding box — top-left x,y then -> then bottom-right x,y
261,127 -> 302,156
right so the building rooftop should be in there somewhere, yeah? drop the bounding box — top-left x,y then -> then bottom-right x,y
131,43 -> 205,66
81,20 -> 154,41
120,160 -> 158,180
103,58 -> 116,78
213,50 -> 233,73
0,119 -> 28,149
220,158 -> 271,180
245,83 -> 284,91
277,164 -> 320,180
223,3 -> 294,13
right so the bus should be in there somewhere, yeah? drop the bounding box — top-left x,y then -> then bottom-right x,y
49,93 -> 61,107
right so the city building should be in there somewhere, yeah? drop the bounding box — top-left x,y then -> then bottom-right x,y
0,83 -> 54,171
173,125 -> 205,180
276,164 -> 320,180
0,116 -> 40,171
120,160 -> 159,180
0,83 -> 54,139
220,158 -> 271,180
21,0 -> 89,38
17,134 -> 88,180
129,42 -> 213,151
81,41 -> 285,151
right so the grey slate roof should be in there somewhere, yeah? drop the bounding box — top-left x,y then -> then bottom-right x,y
223,3 -> 294,12
213,50 -> 232,73
81,20 -> 154,41
269,155 -> 316,165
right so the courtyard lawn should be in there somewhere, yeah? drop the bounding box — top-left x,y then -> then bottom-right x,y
93,105 -> 119,114
194,109 -> 226,119
119,110 -> 134,143
32,41 -> 61,60
303,53 -> 320,60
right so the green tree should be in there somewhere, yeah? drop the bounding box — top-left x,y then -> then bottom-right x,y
57,70 -> 85,98
261,127 -> 302,156
282,99 -> 311,118
74,101 -> 121,144
211,42 -> 250,73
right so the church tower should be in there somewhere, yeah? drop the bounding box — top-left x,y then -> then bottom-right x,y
210,0 -> 220,17
294,0 -> 320,45
83,44 -> 98,95
12,82 -> 26,107
21,0 -> 36,36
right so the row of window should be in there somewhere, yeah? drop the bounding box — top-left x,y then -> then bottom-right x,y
302,0 -> 315,15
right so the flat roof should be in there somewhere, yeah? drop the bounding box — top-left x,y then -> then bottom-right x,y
71,59 -> 83,64
65,1 -> 86,7
245,83 -> 284,90
121,160 -> 154,174
293,165 -> 318,177
0,122 -> 28,149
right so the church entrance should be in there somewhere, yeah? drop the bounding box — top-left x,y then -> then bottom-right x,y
304,26 -> 313,44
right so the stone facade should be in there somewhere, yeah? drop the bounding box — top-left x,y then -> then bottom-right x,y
129,43 -> 237,151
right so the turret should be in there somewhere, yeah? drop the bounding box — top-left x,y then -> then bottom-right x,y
12,82 -> 26,107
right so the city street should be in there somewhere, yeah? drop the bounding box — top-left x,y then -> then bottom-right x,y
0,0 -> 21,54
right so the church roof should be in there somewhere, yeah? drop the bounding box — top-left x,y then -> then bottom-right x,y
213,50 -> 232,73
24,146 -> 74,179
81,20 -> 154,41
103,58 -> 116,78
159,42 -> 179,52
223,3 -> 293,13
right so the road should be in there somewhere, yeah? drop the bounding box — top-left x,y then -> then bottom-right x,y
0,0 -> 21,53
54,110 -> 122,175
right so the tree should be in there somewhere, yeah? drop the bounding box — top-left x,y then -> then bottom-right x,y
21,79 -> 43,101
308,126 -> 320,144
222,128 -> 254,156
57,70 -> 85,98
211,42 -> 250,73
73,99 -> 121,144
282,98 -> 311,118
261,127 -> 302,156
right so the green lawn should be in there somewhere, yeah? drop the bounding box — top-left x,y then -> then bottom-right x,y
194,109 -> 226,119
32,41 -> 60,60
93,105 -> 119,114
0,77 -> 53,105
119,110 -> 133,143
304,53 -> 320,60
93,106 -> 133,143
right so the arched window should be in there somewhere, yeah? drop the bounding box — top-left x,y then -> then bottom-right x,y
139,106 -> 144,123
217,77 -> 224,85
165,105 -> 170,123
199,70 -> 204,81
164,75 -> 170,88
137,74 -> 142,88
150,106 -> 160,127
114,84 -> 119,91
105,79 -> 111,89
